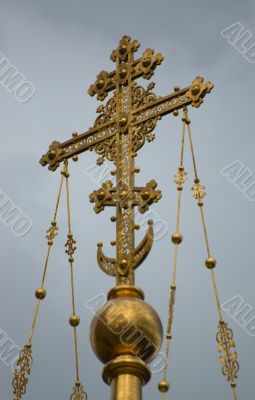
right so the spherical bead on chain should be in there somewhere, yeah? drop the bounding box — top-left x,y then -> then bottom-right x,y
158,380 -> 170,393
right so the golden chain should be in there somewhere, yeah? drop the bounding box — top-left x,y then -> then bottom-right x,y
63,160 -> 87,400
158,111 -> 188,398
185,109 -> 239,400
12,165 -> 65,400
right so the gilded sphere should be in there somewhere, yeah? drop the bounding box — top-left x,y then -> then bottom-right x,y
191,85 -> 200,95
119,67 -> 127,78
158,380 -> 170,393
119,116 -> 128,127
69,315 -> 80,327
142,57 -> 151,67
119,44 -> 127,55
141,190 -> 150,200
96,79 -> 105,90
120,190 -> 128,198
205,257 -> 217,269
35,288 -> 46,300
119,259 -> 128,269
48,149 -> 57,160
97,190 -> 105,200
90,296 -> 163,364
171,232 -> 183,245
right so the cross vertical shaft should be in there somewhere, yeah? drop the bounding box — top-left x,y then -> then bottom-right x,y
115,37 -> 135,285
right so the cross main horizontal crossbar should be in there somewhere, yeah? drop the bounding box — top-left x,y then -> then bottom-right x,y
40,76 -> 213,171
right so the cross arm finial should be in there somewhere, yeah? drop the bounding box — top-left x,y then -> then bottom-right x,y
88,35 -> 164,101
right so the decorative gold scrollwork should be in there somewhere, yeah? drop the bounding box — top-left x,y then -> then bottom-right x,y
94,95 -> 117,127
216,320 -> 239,387
132,116 -> 160,155
132,127 -> 146,155
12,344 -> 33,400
90,136 -> 117,166
132,81 -> 157,109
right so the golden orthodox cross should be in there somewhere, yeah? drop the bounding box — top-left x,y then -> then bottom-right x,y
40,35 -> 213,285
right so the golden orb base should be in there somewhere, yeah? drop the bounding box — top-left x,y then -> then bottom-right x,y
90,286 -> 163,400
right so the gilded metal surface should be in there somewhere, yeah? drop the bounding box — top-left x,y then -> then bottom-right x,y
107,285 -> 144,300
40,38 -> 213,171
159,114 -> 187,399
40,75 -> 213,170
102,355 -> 151,400
89,180 -> 115,213
184,109 -> 240,399
46,220 -> 58,244
103,355 -> 151,385
12,168 -> 66,400
110,374 -> 142,400
97,241 -> 117,276
136,180 -> 162,213
89,180 -> 161,214
186,76 -> 214,108
65,233 -> 77,259
63,161 -> 84,391
216,320 -> 239,387
97,221 -> 154,276
90,296 -> 163,364
191,181 -> 206,200
12,344 -> 33,400
38,36 -> 215,400
174,168 -> 187,188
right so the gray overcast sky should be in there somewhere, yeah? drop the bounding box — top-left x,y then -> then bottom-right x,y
0,0 -> 255,399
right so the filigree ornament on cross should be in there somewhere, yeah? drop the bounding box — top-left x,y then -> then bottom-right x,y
40,36 -> 213,173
